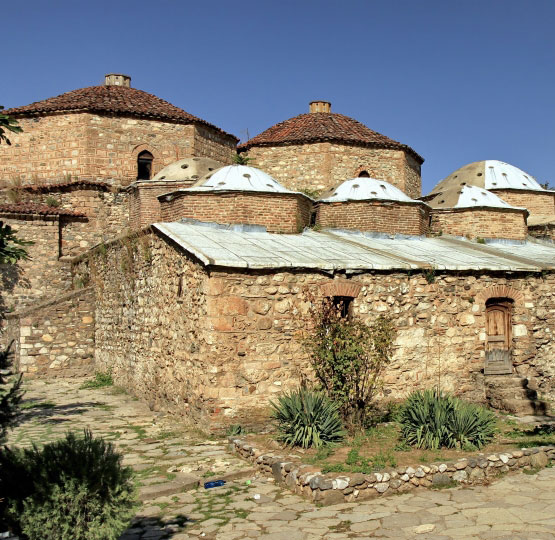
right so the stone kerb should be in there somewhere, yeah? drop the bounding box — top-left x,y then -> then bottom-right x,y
229,437 -> 554,505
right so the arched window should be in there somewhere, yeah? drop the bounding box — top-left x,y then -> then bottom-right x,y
358,170 -> 370,178
137,150 -> 153,180
484,297 -> 513,375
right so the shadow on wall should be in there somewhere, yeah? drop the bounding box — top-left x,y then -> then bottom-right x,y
0,263 -> 29,317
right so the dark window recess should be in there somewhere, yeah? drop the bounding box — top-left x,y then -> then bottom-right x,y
358,170 -> 370,177
332,296 -> 353,318
310,211 -> 317,226
137,150 -> 154,180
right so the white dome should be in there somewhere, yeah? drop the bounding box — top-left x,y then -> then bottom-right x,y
427,185 -> 524,210
320,177 -> 416,203
152,157 -> 222,182
193,165 -> 291,193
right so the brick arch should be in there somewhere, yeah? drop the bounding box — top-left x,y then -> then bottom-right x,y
132,144 -> 162,177
354,165 -> 375,179
320,280 -> 362,298
475,285 -> 524,306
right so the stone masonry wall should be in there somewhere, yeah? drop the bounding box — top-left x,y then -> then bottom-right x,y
529,224 -> 555,242
78,230 -> 555,430
316,201 -> 429,235
159,192 -> 313,233
7,288 -> 95,377
0,113 -> 235,186
430,208 -> 528,240
492,190 -> 555,218
0,214 -> 72,313
247,143 -> 421,198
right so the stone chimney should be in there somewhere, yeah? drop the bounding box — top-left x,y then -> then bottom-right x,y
105,73 -> 131,87
309,101 -> 331,113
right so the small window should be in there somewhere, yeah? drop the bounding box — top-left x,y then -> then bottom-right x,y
137,150 -> 153,180
358,170 -> 370,177
332,296 -> 352,318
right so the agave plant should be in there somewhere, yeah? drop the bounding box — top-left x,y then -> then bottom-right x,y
399,389 -> 496,450
270,388 -> 344,448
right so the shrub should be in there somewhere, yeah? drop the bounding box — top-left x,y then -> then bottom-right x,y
0,341 -> 23,444
80,371 -> 113,389
304,295 -> 396,428
45,195 -> 61,207
270,388 -> 344,448
0,430 -> 138,539
399,389 -> 496,450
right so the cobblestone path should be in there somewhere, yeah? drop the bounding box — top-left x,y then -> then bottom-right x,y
6,379 -> 555,540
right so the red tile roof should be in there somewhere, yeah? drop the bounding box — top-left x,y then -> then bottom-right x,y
239,112 -> 423,163
0,203 -> 86,217
21,180 -> 112,193
5,85 -> 238,142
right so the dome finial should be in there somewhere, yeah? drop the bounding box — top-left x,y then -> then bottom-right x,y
309,101 -> 331,113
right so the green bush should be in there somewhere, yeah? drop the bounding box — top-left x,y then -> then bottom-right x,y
270,388 -> 344,448
399,389 -> 496,450
80,371 -> 114,389
0,430 -> 137,539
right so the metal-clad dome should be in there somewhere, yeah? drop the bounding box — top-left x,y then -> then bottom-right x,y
426,185 -> 524,210
152,157 -> 222,182
319,177 -> 417,203
193,165 -> 292,193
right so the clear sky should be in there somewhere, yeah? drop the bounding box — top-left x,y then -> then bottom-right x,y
3,0 -> 554,194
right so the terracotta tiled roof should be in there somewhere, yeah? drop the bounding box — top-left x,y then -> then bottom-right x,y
5,85 -> 238,141
239,112 -> 423,163
0,203 -> 86,217
21,180 -> 112,192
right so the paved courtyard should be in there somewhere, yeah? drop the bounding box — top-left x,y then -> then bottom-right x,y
6,378 -> 555,540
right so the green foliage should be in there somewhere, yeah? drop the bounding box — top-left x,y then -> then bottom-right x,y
270,388 -> 344,448
304,296 -> 395,428
423,268 -> 436,284
399,389 -> 497,450
226,424 -> 245,437
299,187 -> 321,199
80,371 -> 114,389
45,195 -> 61,208
0,106 -> 22,146
0,342 -> 23,444
232,153 -> 252,165
0,430 -> 138,539
476,237 -> 486,244
0,221 -> 33,264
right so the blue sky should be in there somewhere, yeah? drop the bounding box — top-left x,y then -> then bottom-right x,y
4,0 -> 554,193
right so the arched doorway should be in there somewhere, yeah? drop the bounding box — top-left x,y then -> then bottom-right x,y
484,297 -> 513,375
137,150 -> 154,180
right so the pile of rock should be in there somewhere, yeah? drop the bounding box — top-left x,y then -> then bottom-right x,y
230,437 -> 554,505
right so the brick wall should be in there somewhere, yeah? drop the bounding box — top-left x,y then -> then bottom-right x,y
247,142 -> 421,198
159,191 -> 313,233
430,208 -> 528,240
0,113 -> 236,186
76,229 -> 555,430
7,288 -> 95,377
316,200 -> 429,235
492,189 -> 555,218
0,214 -> 72,313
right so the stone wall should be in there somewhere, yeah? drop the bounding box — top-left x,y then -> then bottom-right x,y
78,230 -> 555,429
159,191 -> 313,233
492,189 -> 555,218
528,223 -> 555,242
6,288 -> 95,377
246,143 -> 421,198
0,113 -> 236,186
231,437 -> 554,505
316,201 -> 429,235
0,214 -> 72,313
430,208 -> 528,240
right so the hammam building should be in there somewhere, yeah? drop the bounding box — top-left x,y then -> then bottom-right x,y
1,75 -> 554,430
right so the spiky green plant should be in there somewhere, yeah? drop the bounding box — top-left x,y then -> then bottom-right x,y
270,388 -> 344,448
399,389 -> 496,450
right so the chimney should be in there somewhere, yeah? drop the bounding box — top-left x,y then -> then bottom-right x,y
309,100 -> 331,113
105,73 -> 131,87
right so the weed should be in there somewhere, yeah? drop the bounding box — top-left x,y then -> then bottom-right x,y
80,371 -> 113,389
203,471 -> 216,478
20,401 -> 56,410
431,479 -> 459,490
45,195 -> 60,207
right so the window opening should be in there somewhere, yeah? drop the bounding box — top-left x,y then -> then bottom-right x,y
358,170 -> 370,177
137,150 -> 154,180
332,296 -> 353,318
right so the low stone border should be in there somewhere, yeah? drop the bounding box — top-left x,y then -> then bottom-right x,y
229,437 -> 554,505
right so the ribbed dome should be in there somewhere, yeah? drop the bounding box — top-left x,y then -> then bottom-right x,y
152,158 -> 222,182
426,185 -> 523,210
320,177 -> 417,203
431,160 -> 547,194
193,165 -> 291,193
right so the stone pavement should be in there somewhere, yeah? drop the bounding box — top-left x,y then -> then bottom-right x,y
6,378 -> 555,540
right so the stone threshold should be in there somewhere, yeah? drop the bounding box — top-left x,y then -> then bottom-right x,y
229,437 -> 554,506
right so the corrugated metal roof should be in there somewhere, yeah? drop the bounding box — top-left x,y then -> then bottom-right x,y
153,222 -> 555,272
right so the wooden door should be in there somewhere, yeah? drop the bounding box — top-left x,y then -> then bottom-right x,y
484,300 -> 512,375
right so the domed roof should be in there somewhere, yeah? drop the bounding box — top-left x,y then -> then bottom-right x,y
431,160 -> 547,194
425,185 -> 524,210
239,102 -> 423,163
152,157 -> 222,182
319,177 -> 417,203
192,165 -> 292,193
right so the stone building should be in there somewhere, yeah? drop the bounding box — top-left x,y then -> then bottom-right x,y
239,101 -> 424,198
0,74 -> 238,186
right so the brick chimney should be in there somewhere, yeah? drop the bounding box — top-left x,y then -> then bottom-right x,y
309,101 -> 331,113
105,73 -> 131,87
